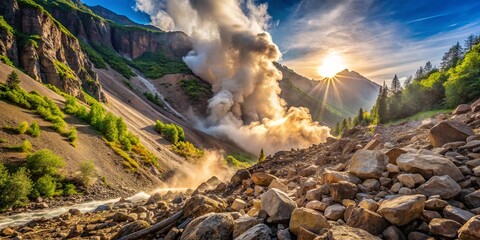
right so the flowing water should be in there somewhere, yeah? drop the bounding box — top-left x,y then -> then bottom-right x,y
0,187 -> 188,229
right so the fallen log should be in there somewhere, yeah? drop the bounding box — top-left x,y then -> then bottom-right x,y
118,210 -> 184,240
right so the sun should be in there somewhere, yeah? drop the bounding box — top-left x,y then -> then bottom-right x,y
318,52 -> 346,78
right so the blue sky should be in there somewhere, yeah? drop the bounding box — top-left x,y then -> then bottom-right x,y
81,0 -> 480,83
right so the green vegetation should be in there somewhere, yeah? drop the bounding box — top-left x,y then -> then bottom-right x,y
258,149 -> 266,162
172,141 -> 204,159
0,167 -> 32,210
67,128 -> 77,143
129,51 -> 190,79
0,149 -> 77,210
386,109 -> 453,126
27,122 -> 41,137
0,138 -> 6,143
0,16 -> 14,35
144,92 -> 163,106
6,140 -> 33,152
16,33 -> 41,49
18,121 -> 29,134
0,55 -> 14,67
154,120 -> 185,144
224,153 -> 256,169
26,149 -> 65,178
79,41 -> 107,69
54,61 -> 76,80
79,160 -> 96,186
91,44 -> 135,79
180,79 -> 211,100
6,71 -> 20,90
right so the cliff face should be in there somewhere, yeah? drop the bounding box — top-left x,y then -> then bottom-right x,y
0,0 -> 103,101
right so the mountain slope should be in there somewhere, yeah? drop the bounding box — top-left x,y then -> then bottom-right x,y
88,5 -> 160,31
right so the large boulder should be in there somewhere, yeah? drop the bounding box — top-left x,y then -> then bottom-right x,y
429,120 -> 474,147
330,181 -> 358,202
348,150 -> 387,179
443,205 -> 475,224
261,188 -> 297,222
252,172 -> 278,186
416,175 -> 461,199
377,194 -> 426,226
464,190 -> 480,208
183,195 -> 227,218
112,220 -> 150,240
231,169 -> 251,186
234,224 -> 271,240
396,174 -> 425,188
289,207 -> 330,235
233,216 -> 263,238
321,169 -> 361,184
453,104 -> 472,115
458,215 -> 480,240
326,225 -> 381,240
181,213 -> 234,240
346,207 -> 389,235
396,153 -> 464,181
428,218 -> 462,238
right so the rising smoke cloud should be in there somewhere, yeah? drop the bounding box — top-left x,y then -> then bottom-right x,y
136,0 -> 331,154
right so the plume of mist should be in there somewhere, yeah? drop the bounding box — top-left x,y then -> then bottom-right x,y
163,150 -> 235,189
136,0 -> 331,154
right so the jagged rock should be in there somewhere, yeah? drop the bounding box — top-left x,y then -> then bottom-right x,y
359,199 -> 379,212
305,200 -> 328,211
348,150 -> 387,179
330,181 -> 358,202
112,220 -> 150,240
324,204 -> 346,220
377,194 -> 426,226
383,226 -> 406,240
407,231 -> 433,240
181,213 -> 234,240
460,140 -> 480,149
386,163 -> 400,173
396,153 -> 464,181
232,169 -> 251,186
299,165 -> 317,177
326,225 -> 381,240
231,199 -> 247,211
364,138 -> 381,150
261,188 -> 296,222
458,215 -> 480,240
233,216 -> 264,238
453,104 -> 472,115
306,185 -> 330,201
297,227 -> 318,240
0,227 -> 15,237
268,179 -> 288,193
386,148 -> 408,164
112,212 -> 129,222
416,175 -> 461,199
346,207 -> 388,235
321,169 -> 361,184
252,172 -> 278,186
289,207 -> 330,235
361,179 -> 380,192
425,198 -> 448,210
429,120 -> 475,147
443,205 -> 475,224
397,174 -> 425,188
183,195 -> 226,218
165,228 -> 181,240
429,218 -> 462,238
234,224 -> 271,240
464,190 -> 480,208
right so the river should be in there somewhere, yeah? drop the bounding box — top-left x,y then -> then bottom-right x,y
0,187 -> 188,229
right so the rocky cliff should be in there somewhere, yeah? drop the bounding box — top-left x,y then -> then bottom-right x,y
0,0 -> 103,101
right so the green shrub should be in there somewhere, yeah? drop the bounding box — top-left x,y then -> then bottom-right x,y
79,41 -> 106,69
26,149 -> 65,179
144,92 -> 163,106
79,160 -> 96,186
91,44 -> 135,79
34,174 -> 56,198
6,71 -> 20,90
0,163 -> 8,186
68,128 -> 77,143
0,138 -> 6,143
180,79 -> 211,100
224,155 -> 251,169
54,61 -> 76,80
17,121 -> 29,134
154,120 -> 186,144
129,51 -> 191,78
63,183 -> 77,196
7,140 -> 32,152
51,116 -> 67,133
104,113 -> 118,142
27,122 -> 41,137
0,168 -> 32,210
0,55 -> 14,67
172,141 -> 203,159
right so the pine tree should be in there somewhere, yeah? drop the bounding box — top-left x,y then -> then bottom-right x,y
424,61 -> 433,73
333,122 -> 340,136
258,148 -> 266,162
464,34 -> 477,52
340,119 -> 348,135
415,66 -> 424,81
358,108 -> 364,124
391,74 -> 401,93
404,75 -> 412,87
441,42 -> 463,70
6,71 -> 20,89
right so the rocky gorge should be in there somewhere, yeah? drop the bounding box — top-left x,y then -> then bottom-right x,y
2,99 -> 480,239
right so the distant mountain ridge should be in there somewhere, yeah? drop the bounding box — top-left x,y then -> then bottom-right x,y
89,5 -> 161,31
276,64 -> 380,125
